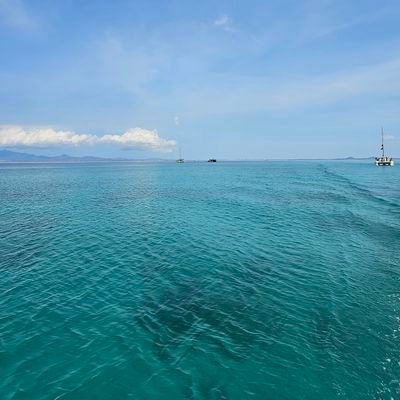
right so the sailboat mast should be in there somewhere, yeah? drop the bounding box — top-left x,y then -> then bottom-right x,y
381,127 -> 385,157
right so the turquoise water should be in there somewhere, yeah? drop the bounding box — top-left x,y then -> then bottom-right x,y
0,161 -> 399,399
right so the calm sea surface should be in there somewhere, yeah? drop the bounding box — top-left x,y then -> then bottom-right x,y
0,161 -> 399,399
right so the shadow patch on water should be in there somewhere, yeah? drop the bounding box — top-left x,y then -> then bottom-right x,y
134,277 -> 283,366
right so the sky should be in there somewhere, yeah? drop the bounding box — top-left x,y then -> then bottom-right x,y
0,0 -> 399,159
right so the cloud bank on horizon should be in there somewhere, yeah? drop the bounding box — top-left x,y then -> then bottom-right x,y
0,126 -> 176,153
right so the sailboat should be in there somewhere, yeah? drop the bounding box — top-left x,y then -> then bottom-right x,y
176,146 -> 184,163
375,128 -> 394,166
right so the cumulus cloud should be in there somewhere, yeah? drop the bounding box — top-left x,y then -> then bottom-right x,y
0,126 -> 176,152
98,128 -> 176,151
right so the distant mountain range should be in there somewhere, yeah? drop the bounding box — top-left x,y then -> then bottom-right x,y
0,149 -> 387,163
0,149 -> 167,163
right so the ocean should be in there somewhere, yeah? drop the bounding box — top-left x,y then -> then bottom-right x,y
0,161 -> 399,399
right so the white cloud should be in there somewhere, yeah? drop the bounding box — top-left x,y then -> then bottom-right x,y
0,0 -> 36,30
153,56 -> 400,117
213,14 -> 235,32
0,126 -> 176,152
214,14 -> 229,27
298,2 -> 400,43
174,116 -> 180,126
98,128 -> 176,152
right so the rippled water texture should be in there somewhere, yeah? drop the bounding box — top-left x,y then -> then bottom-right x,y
1,161 -> 399,399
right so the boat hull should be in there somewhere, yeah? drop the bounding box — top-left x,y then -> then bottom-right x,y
375,159 -> 394,166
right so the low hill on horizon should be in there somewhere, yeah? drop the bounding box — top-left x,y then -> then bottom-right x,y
0,149 -> 169,163
0,149 -> 389,163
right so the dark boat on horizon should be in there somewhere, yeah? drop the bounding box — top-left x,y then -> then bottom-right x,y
176,146 -> 184,163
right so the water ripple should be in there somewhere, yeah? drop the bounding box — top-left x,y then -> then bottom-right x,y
0,161 -> 399,399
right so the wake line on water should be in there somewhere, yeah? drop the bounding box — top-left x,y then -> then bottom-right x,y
319,165 -> 400,210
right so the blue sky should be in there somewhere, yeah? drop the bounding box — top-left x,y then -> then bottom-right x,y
0,0 -> 399,159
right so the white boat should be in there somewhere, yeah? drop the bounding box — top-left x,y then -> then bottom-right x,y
375,128 -> 394,166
